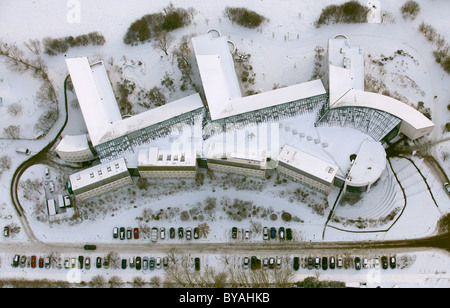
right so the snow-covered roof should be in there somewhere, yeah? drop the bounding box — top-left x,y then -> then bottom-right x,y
192,33 -> 242,120
206,141 -> 268,169
55,134 -> 90,153
192,32 -> 326,121
65,57 -> 122,146
66,57 -> 204,147
216,80 -> 326,120
137,147 -> 196,167
278,144 -> 339,184
346,140 -> 386,187
327,36 -> 434,140
95,93 -> 204,145
69,157 -> 129,192
332,89 -> 435,139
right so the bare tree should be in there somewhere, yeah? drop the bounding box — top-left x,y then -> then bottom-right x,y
108,275 -> 124,288
24,39 -> 41,55
3,125 -> 21,139
90,275 -> 107,288
197,222 -> 210,238
152,31 -> 175,56
0,155 -> 12,171
7,103 -> 23,116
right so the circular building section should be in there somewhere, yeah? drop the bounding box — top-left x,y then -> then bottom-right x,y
343,140 -> 386,192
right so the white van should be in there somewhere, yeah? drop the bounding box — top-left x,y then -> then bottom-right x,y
16,147 -> 30,155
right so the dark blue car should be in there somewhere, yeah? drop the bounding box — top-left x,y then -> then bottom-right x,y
270,227 -> 276,239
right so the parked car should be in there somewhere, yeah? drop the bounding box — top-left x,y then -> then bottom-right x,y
243,257 -> 249,269
381,256 -> 388,270
121,259 -> 127,269
193,228 -> 199,239
293,257 -> 299,271
13,255 -> 20,267
279,227 -> 285,240
85,257 -> 91,270
135,256 -> 141,270
178,227 -> 184,239
160,227 -> 166,240
84,245 -> 96,250
269,257 -> 275,269
143,257 -> 148,270
31,256 -> 36,268
251,256 -> 258,270
329,256 -> 335,269
263,227 -> 269,240
156,257 -> 161,269
286,228 -> 292,240
78,256 -> 84,269
16,147 -> 30,155
20,256 -> 26,268
4,226 -> 9,237
276,257 -> 282,268
70,258 -> 76,268
194,257 -> 200,271
134,227 -> 139,239
96,257 -> 102,269
103,257 -> 109,269
232,227 -> 237,239
64,258 -> 70,269
390,256 -> 396,269
127,227 -> 132,239
113,227 -> 118,239
363,258 -> 368,269
374,257 -> 380,269
119,227 -> 125,240
149,257 -> 155,270
322,257 -> 328,270
337,256 -> 343,268
314,257 -> 320,269
244,229 -> 250,239
45,256 -> 50,268
49,181 -> 55,192
355,257 -> 361,270
129,257 -> 135,268
170,227 -> 175,239
263,258 -> 268,268
186,227 -> 192,240
270,227 -> 276,239
44,167 -> 50,179
151,227 -> 158,242
39,257 -> 44,268
308,257 -> 313,270
163,257 -> 169,269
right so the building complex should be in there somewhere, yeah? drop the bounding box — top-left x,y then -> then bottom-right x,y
57,31 -> 434,202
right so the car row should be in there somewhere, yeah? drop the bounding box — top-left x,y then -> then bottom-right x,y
12,255 -> 50,269
124,256 -> 170,270
292,255 -> 397,271
113,227 -> 139,240
263,227 -> 292,240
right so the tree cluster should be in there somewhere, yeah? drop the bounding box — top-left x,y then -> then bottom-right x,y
123,3 -> 193,46
224,7 -> 267,29
315,1 -> 369,27
43,32 -> 105,56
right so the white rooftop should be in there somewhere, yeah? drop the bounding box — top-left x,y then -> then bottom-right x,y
66,57 -> 122,146
346,140 -> 386,186
55,134 -> 90,153
327,36 -> 434,140
69,157 -> 129,191
278,144 -> 339,184
66,57 -> 204,147
137,147 -> 196,167
192,32 -> 326,121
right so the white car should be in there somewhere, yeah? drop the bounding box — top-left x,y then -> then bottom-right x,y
263,227 -> 269,240
243,257 -> 249,269
49,181 -> 55,192
44,167 -> 50,179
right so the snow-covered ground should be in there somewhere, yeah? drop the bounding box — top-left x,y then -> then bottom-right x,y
0,0 -> 449,288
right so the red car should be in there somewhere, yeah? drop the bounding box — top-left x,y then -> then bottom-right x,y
133,227 -> 139,239
31,255 -> 36,268
39,257 -> 44,268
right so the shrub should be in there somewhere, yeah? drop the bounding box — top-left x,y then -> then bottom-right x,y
400,0 -> 420,20
315,1 -> 369,27
43,32 -> 105,55
123,4 -> 192,46
224,7 -> 267,28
